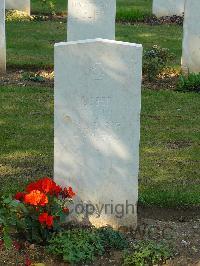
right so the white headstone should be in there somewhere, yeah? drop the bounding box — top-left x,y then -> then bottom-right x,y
182,0 -> 200,74
67,0 -> 116,41
54,39 -> 142,229
153,0 -> 185,17
6,0 -> 30,15
0,0 -> 6,73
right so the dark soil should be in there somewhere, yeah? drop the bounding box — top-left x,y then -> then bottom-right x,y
0,70 -> 54,88
0,206 -> 199,265
144,15 -> 184,26
15,13 -> 184,26
143,76 -> 179,91
92,206 -> 200,266
117,15 -> 184,26
0,70 -> 179,91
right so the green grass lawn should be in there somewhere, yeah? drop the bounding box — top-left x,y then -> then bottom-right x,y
31,0 -> 152,18
140,90 -> 200,207
0,86 -> 54,194
0,86 -> 199,207
2,2 -> 199,208
6,21 -> 182,69
6,21 -> 66,69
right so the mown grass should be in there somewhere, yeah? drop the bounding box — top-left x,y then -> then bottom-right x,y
6,21 -> 182,69
31,0 -> 152,21
117,0 -> 152,22
0,86 -> 199,207
6,21 -> 66,69
2,1 -> 199,207
0,86 -> 53,194
140,90 -> 200,207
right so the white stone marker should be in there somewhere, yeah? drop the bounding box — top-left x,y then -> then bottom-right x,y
54,39 -> 142,228
6,0 -> 30,15
153,0 -> 185,17
0,0 -> 6,73
182,0 -> 200,74
67,0 -> 116,41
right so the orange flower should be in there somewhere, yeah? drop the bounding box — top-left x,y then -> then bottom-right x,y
24,190 -> 48,206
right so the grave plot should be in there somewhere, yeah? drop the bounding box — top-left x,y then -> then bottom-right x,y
0,0 -> 199,265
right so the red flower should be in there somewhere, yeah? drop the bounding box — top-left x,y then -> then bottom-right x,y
38,212 -> 54,228
38,212 -> 48,223
26,177 -> 62,196
14,192 -> 26,201
63,187 -> 76,198
40,177 -> 55,193
24,190 -> 48,206
26,181 -> 40,193
39,177 -> 62,196
25,255 -> 32,266
46,215 -> 54,228
53,184 -> 62,196
13,240 -> 21,251
63,207 -> 69,213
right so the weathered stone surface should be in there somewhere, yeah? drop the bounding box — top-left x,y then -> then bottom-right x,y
6,0 -> 30,15
67,0 -> 116,41
153,0 -> 185,17
182,0 -> 200,74
54,39 -> 142,228
0,0 -> 6,73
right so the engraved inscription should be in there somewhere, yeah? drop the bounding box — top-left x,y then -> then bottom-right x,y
77,95 -> 121,143
81,96 -> 112,110
70,0 -> 111,22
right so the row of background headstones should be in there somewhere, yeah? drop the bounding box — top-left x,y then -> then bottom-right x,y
0,0 -> 30,73
2,0 -> 187,18
0,0 -> 200,74
153,0 -> 200,74
153,0 -> 186,17
6,0 -> 30,15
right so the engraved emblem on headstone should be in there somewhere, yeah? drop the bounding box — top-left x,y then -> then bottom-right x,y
89,63 -> 104,80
